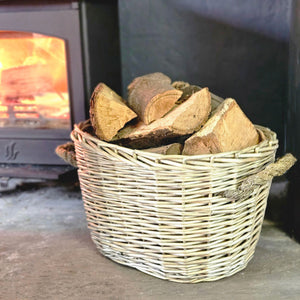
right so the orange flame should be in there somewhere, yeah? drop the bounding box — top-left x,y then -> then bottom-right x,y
0,31 -> 71,127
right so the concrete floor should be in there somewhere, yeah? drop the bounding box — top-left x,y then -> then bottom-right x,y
1,180 -> 300,300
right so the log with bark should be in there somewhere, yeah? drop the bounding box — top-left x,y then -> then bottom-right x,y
182,98 -> 260,155
176,85 -> 201,104
89,83 -> 137,141
127,72 -> 183,124
112,87 -> 211,149
143,143 -> 183,155
86,73 -> 262,156
172,81 -> 224,109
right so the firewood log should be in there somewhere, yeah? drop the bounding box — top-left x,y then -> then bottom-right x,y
143,143 -> 183,155
112,87 -> 211,149
172,81 -> 224,107
171,81 -> 190,90
1,64 -> 53,98
89,83 -> 137,141
182,98 -> 260,155
256,128 -> 266,142
176,85 -> 201,104
127,72 -> 182,124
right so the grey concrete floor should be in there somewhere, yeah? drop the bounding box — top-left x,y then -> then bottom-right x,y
1,181 -> 300,300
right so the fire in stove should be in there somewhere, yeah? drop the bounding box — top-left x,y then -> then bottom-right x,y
0,31 -> 70,129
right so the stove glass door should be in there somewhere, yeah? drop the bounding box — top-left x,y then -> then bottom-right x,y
0,31 -> 70,129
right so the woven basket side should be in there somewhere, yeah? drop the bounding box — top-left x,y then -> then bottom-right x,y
71,124 -> 278,283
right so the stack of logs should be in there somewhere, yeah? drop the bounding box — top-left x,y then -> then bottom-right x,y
89,72 -> 262,155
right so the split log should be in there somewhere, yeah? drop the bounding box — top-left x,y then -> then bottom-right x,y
172,81 -> 224,108
127,72 -> 183,124
143,143 -> 183,155
176,85 -> 201,104
89,83 -> 137,141
257,128 -> 266,142
182,98 -> 260,155
113,87 -> 211,149
171,81 -> 190,90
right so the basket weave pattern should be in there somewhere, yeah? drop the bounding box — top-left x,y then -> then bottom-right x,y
71,122 -> 278,283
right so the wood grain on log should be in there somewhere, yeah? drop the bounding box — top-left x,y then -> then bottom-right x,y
182,98 -> 260,155
127,72 -> 182,124
143,143 -> 183,155
89,83 -> 137,141
113,87 -> 211,149
176,85 -> 201,104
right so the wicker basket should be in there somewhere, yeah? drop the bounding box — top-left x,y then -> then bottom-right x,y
57,114 -> 296,283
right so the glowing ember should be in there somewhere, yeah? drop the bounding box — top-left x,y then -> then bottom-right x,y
0,61 -> 2,84
13,105 -> 37,112
15,112 -> 40,119
0,112 -> 9,118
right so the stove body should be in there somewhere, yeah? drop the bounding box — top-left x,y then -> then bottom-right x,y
0,0 -> 120,177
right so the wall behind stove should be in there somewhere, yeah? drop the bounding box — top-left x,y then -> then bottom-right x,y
81,0 -> 121,97
118,0 -> 292,155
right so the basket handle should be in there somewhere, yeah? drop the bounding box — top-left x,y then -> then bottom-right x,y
55,142 -> 77,167
224,153 -> 297,200
55,120 -> 93,168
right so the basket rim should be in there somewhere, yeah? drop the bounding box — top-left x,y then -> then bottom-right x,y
71,122 -> 278,162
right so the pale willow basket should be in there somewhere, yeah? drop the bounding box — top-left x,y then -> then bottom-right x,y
58,117 -> 296,283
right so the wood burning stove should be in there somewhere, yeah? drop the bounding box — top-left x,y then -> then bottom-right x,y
0,0 -> 120,178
